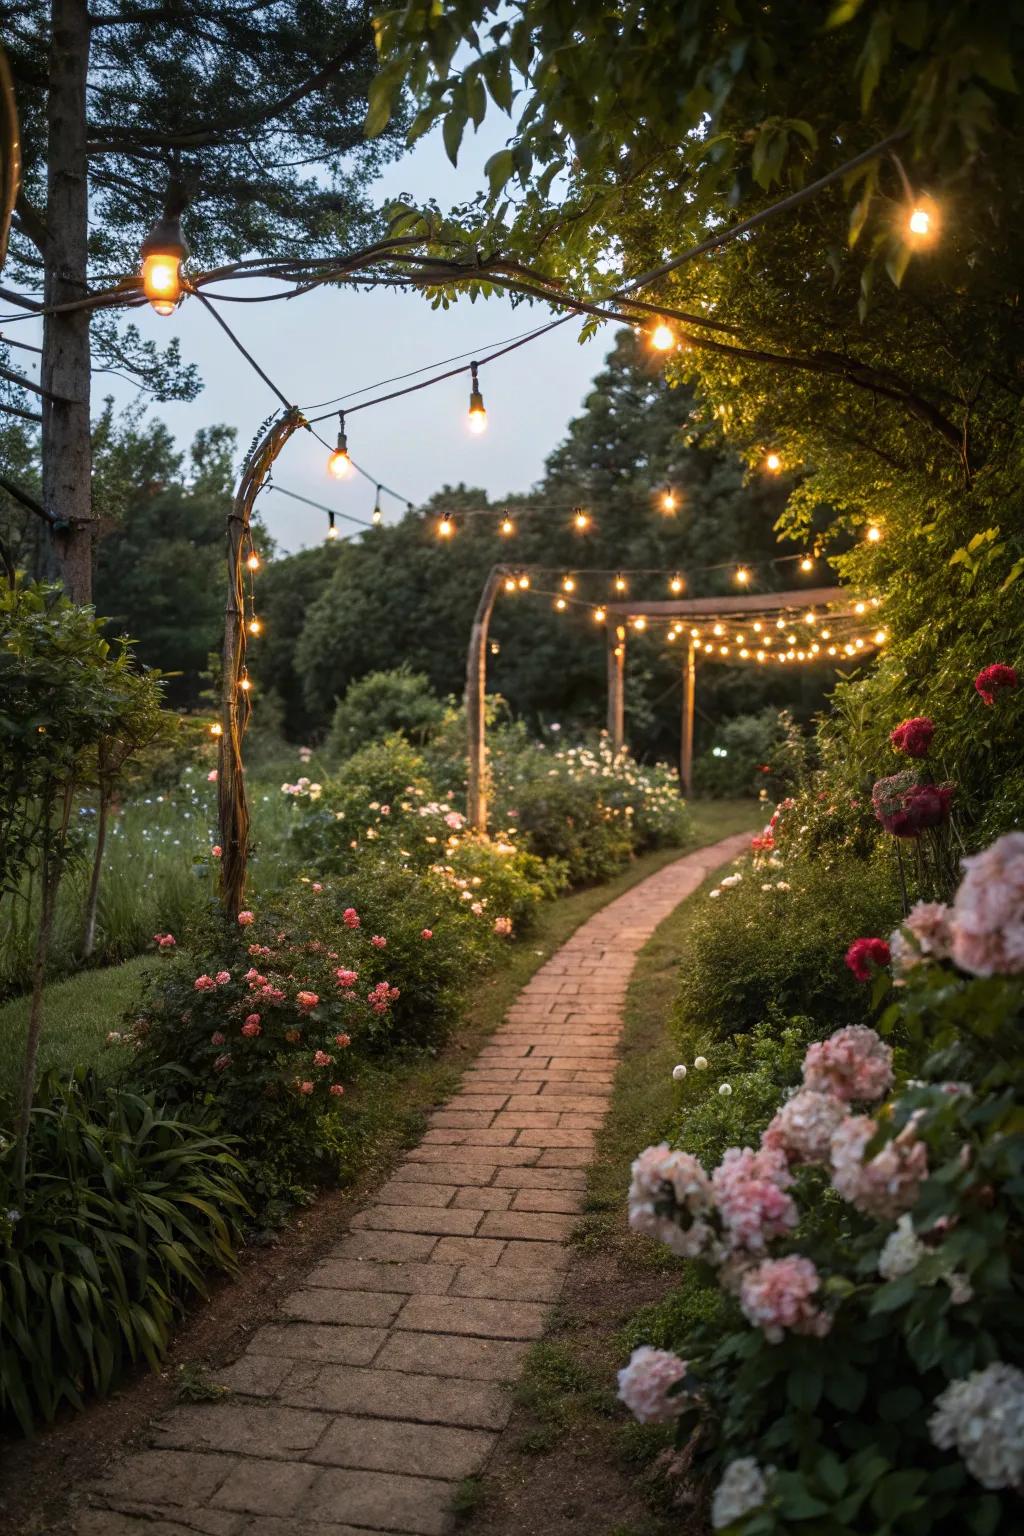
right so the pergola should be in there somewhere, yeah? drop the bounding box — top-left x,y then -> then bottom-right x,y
466,575 -> 870,829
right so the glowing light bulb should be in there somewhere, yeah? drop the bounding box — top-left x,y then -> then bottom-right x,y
800,556 -> 814,573
776,618 -> 786,630
661,488 -> 678,514
248,618 -> 261,636
810,642 -> 820,654
325,512 -> 339,541
704,643 -> 713,653
573,507 -> 590,532
866,525 -> 882,543
669,574 -> 684,594
650,322 -> 675,352
594,606 -> 606,623
854,601 -> 866,615
141,253 -> 181,315
490,640 -> 500,655
828,645 -> 837,656
713,623 -> 725,637
720,645 -> 729,656
739,647 -> 749,659
614,574 -> 627,593
504,577 -> 517,593
667,630 -> 677,643
372,495 -> 383,526
246,552 -> 260,572
909,207 -> 930,237
518,573 -> 530,589
874,629 -> 887,644
821,628 -> 831,640
438,516 -> 455,539
634,617 -> 647,632
500,515 -> 514,536
562,574 -> 576,593
735,566 -> 750,585
328,413 -> 352,479
804,611 -> 816,625
752,621 -> 762,633
765,452 -> 782,473
239,676 -> 252,691
690,628 -> 700,639
209,722 -> 223,737
554,597 -> 567,611
467,361 -> 487,434
787,633 -> 797,645
756,651 -> 766,662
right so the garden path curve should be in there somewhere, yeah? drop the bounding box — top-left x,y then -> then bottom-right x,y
76,831 -> 749,1536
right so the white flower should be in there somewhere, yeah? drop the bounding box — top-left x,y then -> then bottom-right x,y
945,1272 -> 974,1306
929,1362 -> 1024,1489
711,1458 -> 771,1529
672,1064 -> 687,1081
719,1083 -> 733,1097
775,881 -> 791,891
721,873 -> 743,888
617,1346 -> 689,1424
877,1214 -> 926,1280
709,888 -> 722,899
694,1056 -> 709,1070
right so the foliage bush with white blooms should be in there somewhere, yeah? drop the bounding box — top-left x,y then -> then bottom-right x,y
619,833 -> 1024,1536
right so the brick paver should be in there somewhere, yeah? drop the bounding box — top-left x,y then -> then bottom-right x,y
77,832 -> 748,1536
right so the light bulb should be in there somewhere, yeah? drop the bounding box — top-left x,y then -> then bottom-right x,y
248,618 -> 261,636
141,252 -> 182,316
518,573 -> 530,589
906,197 -> 938,245
810,642 -> 820,654
328,413 -> 351,479
690,628 -> 700,639
776,618 -> 786,630
562,575 -> 575,593
614,574 -> 627,593
372,495 -> 383,526
713,623 -> 725,637
704,643 -> 713,653
765,452 -> 781,473
438,516 -> 454,539
504,576 -> 517,593
554,597 -> 567,611
866,525 -> 882,543
874,629 -> 887,644
752,622 -> 762,633
209,722 -> 223,737
661,488 -> 678,514
720,646 -> 729,656
573,507 -> 590,532
854,601 -> 866,615
246,552 -> 260,572
669,574 -> 683,594
800,556 -> 814,572
634,617 -> 647,631
650,322 -> 675,352
756,651 -> 765,662
735,567 -> 750,586
820,628 -> 831,640
239,676 -> 252,692
325,524 -> 339,541
804,611 -> 815,625
736,634 -> 745,645
594,606 -> 606,623
787,633 -> 797,644
739,648 -> 749,658
500,515 -> 514,536
467,361 -> 487,434
667,630 -> 676,642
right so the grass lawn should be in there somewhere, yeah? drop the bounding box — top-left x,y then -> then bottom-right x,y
0,799 -> 759,1109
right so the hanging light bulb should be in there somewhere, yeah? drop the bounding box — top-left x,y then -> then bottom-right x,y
438,515 -> 455,539
573,507 -> 590,532
720,645 -> 730,656
756,650 -> 766,663
764,452 -> 782,474
650,322 -> 675,352
736,633 -> 745,645
562,574 -> 576,593
735,566 -> 751,586
739,647 -> 749,659
248,617 -> 262,636
467,361 -> 487,434
866,524 -> 882,543
500,512 -> 514,536
325,510 -> 340,541
752,621 -> 762,633
209,721 -> 223,737
810,642 -> 820,654
246,551 -> 260,572
874,629 -> 887,645
905,194 -> 938,246
713,623 -> 725,637
554,596 -> 567,612
660,487 -> 678,514
669,573 -> 684,594
690,628 -> 701,639
804,610 -> 816,625
327,412 -> 352,479
594,606 -> 606,623
504,576 -> 517,593
372,487 -> 383,526
633,616 -> 647,632
518,573 -> 530,589
614,573 -> 627,593
490,640 -> 500,655
239,675 -> 252,692
820,627 -> 831,640
787,633 -> 797,644
799,555 -> 814,573
854,601 -> 866,615
140,206 -> 189,315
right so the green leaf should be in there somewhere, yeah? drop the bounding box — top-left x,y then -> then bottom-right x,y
442,108 -> 467,167
484,147 -> 515,197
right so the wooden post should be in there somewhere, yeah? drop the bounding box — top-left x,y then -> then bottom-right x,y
681,638 -> 696,796
466,565 -> 502,832
218,407 -> 304,917
608,625 -> 625,752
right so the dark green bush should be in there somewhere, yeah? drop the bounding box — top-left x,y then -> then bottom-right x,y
0,1071 -> 245,1434
692,707 -> 799,800
327,666 -> 446,760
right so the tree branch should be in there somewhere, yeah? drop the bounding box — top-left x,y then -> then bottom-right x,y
0,362 -> 60,401
0,474 -> 52,523
0,400 -> 43,423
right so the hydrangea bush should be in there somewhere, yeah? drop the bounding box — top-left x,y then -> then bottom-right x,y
620,835 -> 1024,1534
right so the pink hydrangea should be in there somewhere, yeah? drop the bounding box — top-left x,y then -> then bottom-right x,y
335,968 -> 358,987
627,1144 -> 714,1257
830,1115 -> 928,1219
950,833 -> 1024,977
739,1255 -> 831,1343
296,990 -> 319,1010
194,974 -> 216,992
711,1146 -> 798,1254
493,916 -> 513,937
215,970 -> 231,986
617,1346 -> 689,1424
803,1025 -> 893,1103
237,910 -> 254,927
240,1018 -> 261,1038
421,929 -> 433,940
343,908 -> 360,929
329,1083 -> 345,1097
371,935 -> 387,949
210,1031 -> 226,1046
298,1080 -> 314,1095
313,1049 -> 334,1067
761,1089 -> 849,1165
844,937 -> 891,982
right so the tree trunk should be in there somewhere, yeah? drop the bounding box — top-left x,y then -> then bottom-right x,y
81,787 -> 108,958
42,0 -> 92,602
14,796 -> 63,1189
466,566 -> 501,833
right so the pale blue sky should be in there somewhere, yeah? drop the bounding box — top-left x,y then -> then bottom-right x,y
119,121 -> 604,552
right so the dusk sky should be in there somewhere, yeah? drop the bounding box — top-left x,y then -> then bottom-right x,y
111,119 -> 606,553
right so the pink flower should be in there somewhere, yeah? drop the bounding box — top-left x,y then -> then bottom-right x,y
421,928 -> 433,940
152,932 -> 176,950
213,1053 -> 232,1072
380,805 -> 391,816
445,811 -> 466,830
627,1144 -> 714,1258
761,1089 -> 849,1165
335,968 -> 358,987
830,1115 -> 928,1219
343,908 -> 360,929
248,943 -> 271,957
711,1146 -> 798,1254
215,970 -> 231,986
245,968 -> 265,985
210,1031 -> 226,1046
296,990 -> 319,1010
617,1346 -> 690,1424
335,1032 -> 351,1047
207,769 -> 218,782
313,1049 -> 334,1067
298,1080 -> 314,1095
803,1025 -> 893,1103
241,1018 -> 261,1038
329,1083 -> 345,1097
889,717 -> 935,758
844,937 -> 891,982
237,910 -> 254,926
493,916 -> 513,937
260,984 -> 286,1003
311,882 -> 323,893
211,845 -> 223,858
470,901 -> 484,916
194,974 -> 216,991
906,900 -> 954,959
371,935 -> 387,949
950,833 -> 1024,977
873,774 -> 954,838
739,1256 -> 831,1343
974,663 -> 1018,706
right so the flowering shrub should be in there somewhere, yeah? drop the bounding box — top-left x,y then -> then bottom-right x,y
621,835 -> 1024,1534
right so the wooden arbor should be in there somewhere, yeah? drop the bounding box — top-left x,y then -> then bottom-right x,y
604,587 -> 845,794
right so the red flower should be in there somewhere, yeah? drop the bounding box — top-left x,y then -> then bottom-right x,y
872,774 -> 954,838
371,935 -> 387,949
845,937 -> 891,982
343,907 -> 360,929
889,717 -> 934,758
974,663 -> 1018,706
421,928 -> 433,940
750,833 -> 775,853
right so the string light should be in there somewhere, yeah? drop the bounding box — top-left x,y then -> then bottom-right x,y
554,596 -> 567,611
248,618 -> 262,636
438,515 -> 455,539
713,623 -> 725,636
650,322 -> 675,351
594,606 -> 606,623
239,675 -> 252,692
140,209 -> 188,316
246,551 -> 260,572
752,621 -> 762,633
765,452 -> 782,474
209,722 -> 223,737
504,576 -> 517,593
821,627 -> 831,639
804,610 -> 816,625
666,630 -> 677,642
660,488 -> 678,514
799,555 -> 814,573
327,412 -> 352,479
614,573 -> 627,593
325,510 -> 339,541
690,628 -> 700,639
854,601 -> 866,615
562,574 -> 576,592
517,573 -> 530,589
490,640 -> 500,655
874,629 -> 887,644
905,195 -> 938,247
372,488 -> 383,526
633,617 -> 647,631
735,566 -> 751,585
573,507 -> 590,532
866,525 -> 882,543
669,573 -> 684,594
467,361 -> 487,434
500,513 -> 514,536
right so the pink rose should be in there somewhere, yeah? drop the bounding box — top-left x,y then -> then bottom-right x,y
311,881 -> 323,893
343,908 -> 360,929
211,845 -> 222,858
329,1083 -> 345,1097
380,805 -> 390,815
241,1018 -> 261,1038
215,970 -> 231,986
213,1053 -> 232,1072
493,916 -> 513,937
298,1080 -> 314,1095
334,1032 -> 351,1047
237,910 -> 254,926
421,928 -> 433,940
371,935 -> 387,949
313,1050 -> 334,1067
296,990 -> 319,1009
194,975 -> 216,991
207,769 -> 218,782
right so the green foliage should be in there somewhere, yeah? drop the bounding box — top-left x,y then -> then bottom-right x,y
675,851 -> 903,1041
692,709 -> 800,800
326,665 -> 447,759
0,1071 -> 246,1434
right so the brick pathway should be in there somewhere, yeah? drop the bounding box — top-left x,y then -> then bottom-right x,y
76,833 -> 749,1536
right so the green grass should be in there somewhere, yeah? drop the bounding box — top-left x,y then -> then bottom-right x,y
0,955 -> 154,1101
